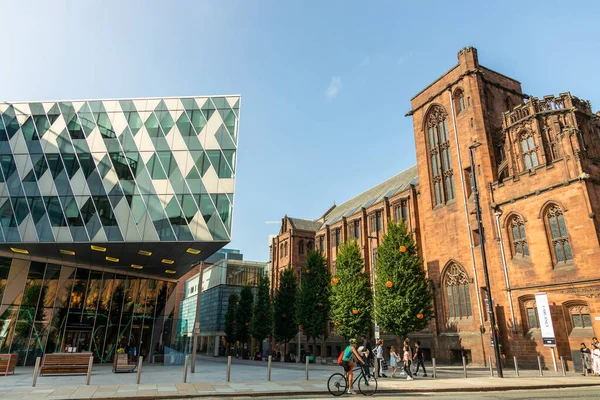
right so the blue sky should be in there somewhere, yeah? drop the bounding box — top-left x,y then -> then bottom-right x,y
1,0 -> 599,262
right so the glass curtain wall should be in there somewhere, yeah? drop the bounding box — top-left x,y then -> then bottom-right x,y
0,256 -> 176,365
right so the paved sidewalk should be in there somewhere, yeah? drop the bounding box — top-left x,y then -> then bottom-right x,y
1,357 -> 599,399
2,369 -> 600,399
2,375 -> 600,399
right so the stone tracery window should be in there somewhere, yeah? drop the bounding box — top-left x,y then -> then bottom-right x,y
569,304 -> 591,329
520,131 -> 539,170
299,240 -> 305,255
444,263 -> 472,319
508,215 -> 529,257
544,204 -> 573,265
427,106 -> 455,206
523,299 -> 539,329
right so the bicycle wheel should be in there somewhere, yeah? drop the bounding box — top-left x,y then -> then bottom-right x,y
358,373 -> 377,396
327,373 -> 348,396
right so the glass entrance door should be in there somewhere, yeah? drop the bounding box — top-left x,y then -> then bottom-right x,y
64,330 -> 91,353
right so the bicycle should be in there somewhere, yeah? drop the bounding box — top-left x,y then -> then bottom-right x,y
327,363 -> 378,396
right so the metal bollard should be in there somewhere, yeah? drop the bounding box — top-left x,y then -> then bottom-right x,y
560,356 -> 566,376
489,356 -> 493,377
537,356 -> 543,376
513,356 -> 519,377
267,355 -> 272,381
305,356 -> 309,380
374,358 -> 379,378
86,356 -> 93,385
32,357 -> 41,387
462,356 -> 467,378
227,355 -> 231,382
432,357 -> 437,379
136,356 -> 143,384
184,355 -> 189,383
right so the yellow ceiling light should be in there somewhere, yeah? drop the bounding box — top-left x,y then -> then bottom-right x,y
10,247 -> 29,254
106,256 -> 119,263
131,264 -> 143,270
186,248 -> 201,255
165,269 -> 176,274
60,249 -> 75,256
162,259 -> 174,265
138,250 -> 152,256
91,245 -> 106,252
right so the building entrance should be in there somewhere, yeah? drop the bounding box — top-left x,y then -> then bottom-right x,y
63,330 -> 91,353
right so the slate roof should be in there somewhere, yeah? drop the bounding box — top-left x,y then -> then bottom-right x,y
284,165 -> 418,232
320,165 -> 419,228
288,217 -> 323,232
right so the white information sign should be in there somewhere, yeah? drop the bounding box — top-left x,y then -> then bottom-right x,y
535,293 -> 556,347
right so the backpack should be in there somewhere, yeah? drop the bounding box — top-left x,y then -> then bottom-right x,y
337,350 -> 345,365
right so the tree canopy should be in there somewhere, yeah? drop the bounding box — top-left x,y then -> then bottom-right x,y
374,221 -> 433,337
331,240 -> 373,339
297,250 -> 331,344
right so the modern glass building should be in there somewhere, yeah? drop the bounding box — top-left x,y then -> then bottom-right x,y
180,257 -> 268,357
0,96 -> 240,364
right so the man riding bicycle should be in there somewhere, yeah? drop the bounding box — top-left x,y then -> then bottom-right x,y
340,338 -> 366,395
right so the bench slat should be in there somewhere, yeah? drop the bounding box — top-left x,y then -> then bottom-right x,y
40,353 -> 92,376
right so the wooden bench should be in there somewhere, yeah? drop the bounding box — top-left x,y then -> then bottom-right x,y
0,353 -> 18,376
113,353 -> 136,373
40,353 -> 92,376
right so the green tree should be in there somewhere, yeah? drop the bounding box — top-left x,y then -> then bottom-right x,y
274,269 -> 298,353
224,292 -> 239,353
250,275 -> 273,346
296,250 -> 331,350
374,221 -> 433,337
236,286 -> 254,346
331,240 -> 373,339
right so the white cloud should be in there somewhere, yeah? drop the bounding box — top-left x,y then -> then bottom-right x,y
360,56 -> 371,67
326,76 -> 342,101
264,221 -> 280,225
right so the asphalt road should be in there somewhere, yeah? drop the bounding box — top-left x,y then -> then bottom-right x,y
194,385 -> 600,399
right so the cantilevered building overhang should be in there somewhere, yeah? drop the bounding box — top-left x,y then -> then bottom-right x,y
0,96 -> 240,278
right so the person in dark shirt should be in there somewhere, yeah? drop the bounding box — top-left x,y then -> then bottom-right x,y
412,341 -> 427,377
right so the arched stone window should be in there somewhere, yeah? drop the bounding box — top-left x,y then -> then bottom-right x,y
299,240 -> 305,255
519,131 -> 539,170
453,89 -> 466,115
567,303 -> 592,329
307,240 -> 313,252
279,244 -> 284,259
520,297 -> 539,330
507,214 -> 529,257
543,204 -> 573,265
443,262 -> 472,319
505,96 -> 513,111
426,106 -> 455,206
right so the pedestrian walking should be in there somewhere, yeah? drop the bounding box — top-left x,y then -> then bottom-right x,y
390,346 -> 400,377
581,343 -> 592,375
376,339 -> 388,378
403,343 -> 413,380
593,347 -> 600,376
413,341 -> 428,377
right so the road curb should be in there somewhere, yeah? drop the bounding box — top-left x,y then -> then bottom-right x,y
83,381 -> 600,400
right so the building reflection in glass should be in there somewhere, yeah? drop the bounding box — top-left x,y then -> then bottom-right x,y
0,257 -> 177,365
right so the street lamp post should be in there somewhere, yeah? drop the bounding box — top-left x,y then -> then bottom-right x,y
468,141 -> 503,378
368,235 -> 379,340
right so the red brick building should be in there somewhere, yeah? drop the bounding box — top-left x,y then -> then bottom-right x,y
271,47 -> 600,369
